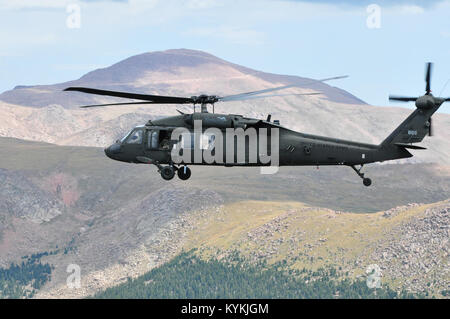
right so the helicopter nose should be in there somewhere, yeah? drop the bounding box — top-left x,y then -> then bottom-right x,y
104,147 -> 111,158
104,143 -> 121,159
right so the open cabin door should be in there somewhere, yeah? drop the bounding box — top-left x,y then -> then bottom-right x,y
144,129 -> 172,162
146,129 -> 172,151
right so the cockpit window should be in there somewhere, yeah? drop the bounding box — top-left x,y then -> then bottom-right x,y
125,129 -> 143,144
120,130 -> 133,143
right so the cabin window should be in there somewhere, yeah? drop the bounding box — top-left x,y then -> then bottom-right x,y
148,130 -> 159,149
125,129 -> 143,144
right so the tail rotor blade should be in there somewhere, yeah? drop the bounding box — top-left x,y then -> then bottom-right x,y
425,62 -> 433,94
428,117 -> 433,136
389,96 -> 418,102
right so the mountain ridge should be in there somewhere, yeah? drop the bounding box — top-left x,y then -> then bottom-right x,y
0,49 -> 365,107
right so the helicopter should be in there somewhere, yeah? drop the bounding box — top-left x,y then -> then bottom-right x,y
63,62 -> 448,186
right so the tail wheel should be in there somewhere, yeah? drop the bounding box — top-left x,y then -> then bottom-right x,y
363,178 -> 372,187
177,166 -> 191,180
160,166 -> 175,181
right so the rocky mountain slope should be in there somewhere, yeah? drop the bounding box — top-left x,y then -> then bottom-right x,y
0,137 -> 448,298
0,49 -> 449,164
182,200 -> 449,297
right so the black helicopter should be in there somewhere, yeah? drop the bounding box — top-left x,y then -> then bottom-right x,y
64,63 -> 447,186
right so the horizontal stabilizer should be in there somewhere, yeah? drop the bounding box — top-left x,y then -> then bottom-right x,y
394,143 -> 427,150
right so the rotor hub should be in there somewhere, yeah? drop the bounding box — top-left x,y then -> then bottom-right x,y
415,95 -> 435,109
190,94 -> 219,105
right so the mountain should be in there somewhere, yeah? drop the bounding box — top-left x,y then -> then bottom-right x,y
0,137 -> 448,298
0,49 -> 449,163
0,49 -> 364,108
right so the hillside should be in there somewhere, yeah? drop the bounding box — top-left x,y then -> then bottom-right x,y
0,49 -> 449,164
93,199 -> 448,299
93,251 -> 420,299
183,200 -> 449,296
0,49 -> 363,108
0,137 -> 448,298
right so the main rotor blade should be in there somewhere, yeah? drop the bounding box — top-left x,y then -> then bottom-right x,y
79,101 -> 157,108
65,75 -> 347,107
389,95 -> 418,102
222,92 -> 322,102
317,75 -> 349,82
219,84 -> 299,102
425,62 -> 433,94
64,87 -> 194,104
219,75 -> 348,102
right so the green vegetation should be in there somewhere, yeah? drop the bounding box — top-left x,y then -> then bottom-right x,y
93,251 -> 421,299
0,252 -> 54,299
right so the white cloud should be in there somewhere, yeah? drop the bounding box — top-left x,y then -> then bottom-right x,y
52,63 -> 105,71
0,0 -> 69,10
128,0 -> 158,8
396,5 -> 425,15
185,0 -> 223,9
184,26 -> 265,45
0,31 -> 57,45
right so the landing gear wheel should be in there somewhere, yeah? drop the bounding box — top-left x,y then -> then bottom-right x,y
363,178 -> 372,187
177,166 -> 191,180
160,166 -> 175,181
350,165 -> 372,187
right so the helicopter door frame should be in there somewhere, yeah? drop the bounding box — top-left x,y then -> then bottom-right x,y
146,129 -> 172,151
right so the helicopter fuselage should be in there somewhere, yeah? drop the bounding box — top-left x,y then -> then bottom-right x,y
104,112 -> 412,169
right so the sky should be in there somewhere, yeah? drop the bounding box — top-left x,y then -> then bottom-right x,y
0,0 -> 449,113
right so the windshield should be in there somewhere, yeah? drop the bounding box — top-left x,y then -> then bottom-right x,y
120,130 -> 133,143
125,129 -> 143,144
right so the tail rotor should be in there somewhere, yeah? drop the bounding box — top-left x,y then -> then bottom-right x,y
389,62 -> 449,137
